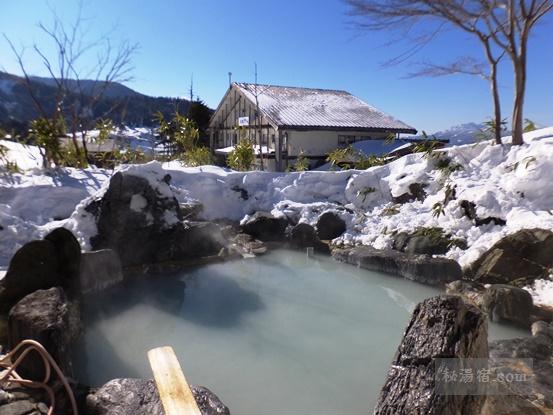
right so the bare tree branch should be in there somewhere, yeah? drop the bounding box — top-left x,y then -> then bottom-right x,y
344,0 -> 553,145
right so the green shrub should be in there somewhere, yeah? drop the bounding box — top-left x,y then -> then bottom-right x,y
183,146 -> 213,167
412,226 -> 466,250
0,143 -> 20,173
434,154 -> 463,175
95,118 -> 114,142
380,205 -> 400,216
358,186 -> 376,202
432,202 -> 445,218
476,118 -> 508,142
227,139 -> 254,171
29,117 -> 64,167
155,111 -> 199,157
326,145 -> 386,170
293,150 -> 309,171
524,118 -> 538,133
58,145 -> 88,168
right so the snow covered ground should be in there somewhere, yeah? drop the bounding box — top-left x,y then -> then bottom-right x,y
2,127 -> 553,306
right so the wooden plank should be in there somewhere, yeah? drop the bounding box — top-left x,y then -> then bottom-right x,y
147,346 -> 202,415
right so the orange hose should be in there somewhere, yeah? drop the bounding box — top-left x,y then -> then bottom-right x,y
0,339 -> 78,415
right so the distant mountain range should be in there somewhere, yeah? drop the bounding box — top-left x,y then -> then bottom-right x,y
412,122 -> 484,146
413,122 -> 516,146
0,71 -> 192,132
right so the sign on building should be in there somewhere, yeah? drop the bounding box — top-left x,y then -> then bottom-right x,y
238,116 -> 249,126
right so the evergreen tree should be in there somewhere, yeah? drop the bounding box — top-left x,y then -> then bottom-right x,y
187,100 -> 213,146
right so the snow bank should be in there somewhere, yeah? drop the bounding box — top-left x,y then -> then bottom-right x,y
2,127 -> 553,306
0,167 -> 111,267
525,277 -> 553,307
0,139 -> 44,170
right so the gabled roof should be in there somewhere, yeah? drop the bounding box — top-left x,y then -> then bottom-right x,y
233,82 -> 417,134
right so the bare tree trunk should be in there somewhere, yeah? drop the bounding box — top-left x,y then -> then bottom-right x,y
511,57 -> 527,145
490,63 -> 503,145
81,130 -> 89,161
482,39 -> 503,145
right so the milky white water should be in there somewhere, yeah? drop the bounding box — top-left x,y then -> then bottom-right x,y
75,250 -> 528,414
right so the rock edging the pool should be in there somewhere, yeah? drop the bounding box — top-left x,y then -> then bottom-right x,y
331,245 -> 463,286
87,378 -> 230,415
375,295 -> 553,414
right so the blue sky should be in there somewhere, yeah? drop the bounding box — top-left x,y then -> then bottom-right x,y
1,0 -> 552,132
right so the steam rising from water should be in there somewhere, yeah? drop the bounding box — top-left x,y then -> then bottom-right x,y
75,250 -> 528,415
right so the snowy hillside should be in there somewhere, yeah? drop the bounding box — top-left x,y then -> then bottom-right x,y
2,127 -> 553,305
0,70 -> 193,129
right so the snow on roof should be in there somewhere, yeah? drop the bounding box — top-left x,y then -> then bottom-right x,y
234,83 -> 417,133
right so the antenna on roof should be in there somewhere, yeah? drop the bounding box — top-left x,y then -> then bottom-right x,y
228,72 -> 232,86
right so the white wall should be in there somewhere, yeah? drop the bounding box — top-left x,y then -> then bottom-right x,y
285,130 -> 390,156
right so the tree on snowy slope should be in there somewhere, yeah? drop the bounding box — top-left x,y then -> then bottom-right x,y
5,2 -> 137,160
187,100 -> 213,147
345,0 -> 553,145
154,111 -> 199,157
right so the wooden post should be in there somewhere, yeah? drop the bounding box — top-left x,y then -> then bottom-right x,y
147,346 -> 202,415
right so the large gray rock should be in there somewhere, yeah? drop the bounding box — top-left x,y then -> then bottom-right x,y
446,281 -> 534,327
0,399 -> 42,415
241,211 -> 288,242
375,295 -> 488,415
484,321 -> 553,413
468,228 -> 553,285
288,223 -> 329,253
0,240 -> 61,312
392,182 -> 427,204
0,228 -> 82,311
86,378 -> 230,415
0,383 -> 55,414
228,233 -> 267,257
332,246 -> 462,286
316,211 -> 346,240
445,280 -> 487,308
79,249 -> 123,294
482,284 -> 533,327
459,200 -> 506,227
44,227 -> 82,284
86,172 -> 225,268
393,228 -> 453,256
8,287 -> 80,380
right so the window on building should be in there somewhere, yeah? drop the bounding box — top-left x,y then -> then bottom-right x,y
338,135 -> 356,147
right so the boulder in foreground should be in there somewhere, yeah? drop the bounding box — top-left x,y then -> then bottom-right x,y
375,295 -> 488,415
8,287 -> 79,380
86,378 -> 230,415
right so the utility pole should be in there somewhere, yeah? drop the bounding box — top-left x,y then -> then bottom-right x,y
254,62 -> 264,170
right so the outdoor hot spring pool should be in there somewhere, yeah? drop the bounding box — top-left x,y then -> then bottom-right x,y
75,250 -> 527,415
